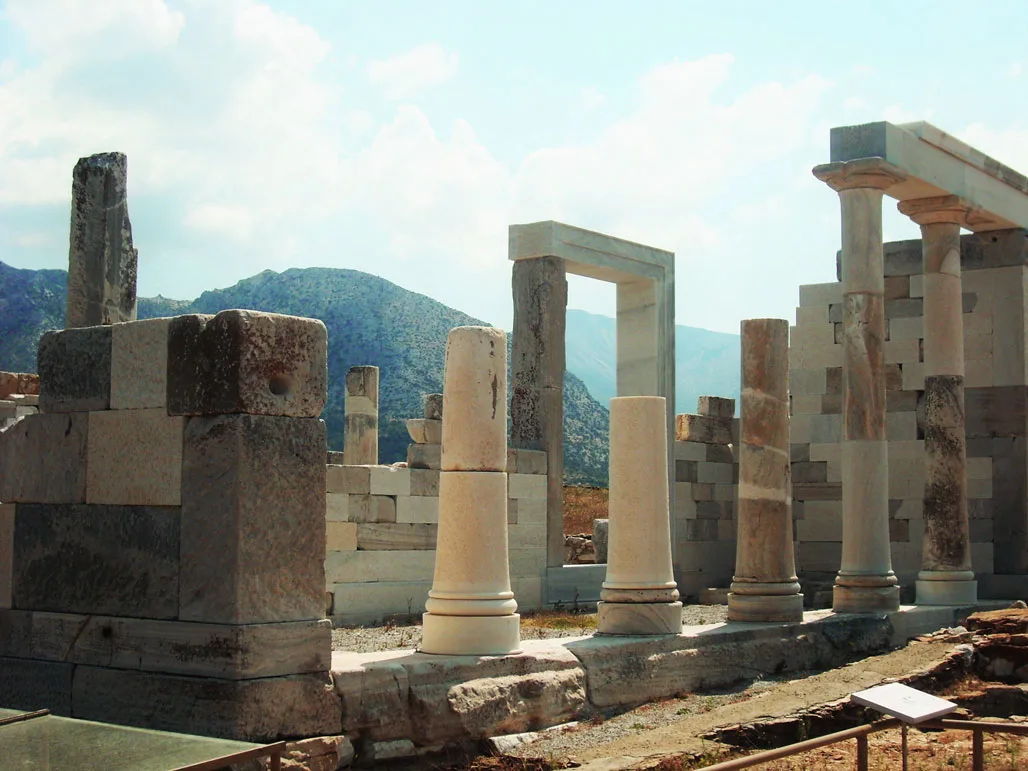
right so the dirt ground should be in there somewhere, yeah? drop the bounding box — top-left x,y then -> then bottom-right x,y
563,485 -> 608,536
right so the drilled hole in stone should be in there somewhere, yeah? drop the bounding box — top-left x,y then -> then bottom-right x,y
269,375 -> 292,396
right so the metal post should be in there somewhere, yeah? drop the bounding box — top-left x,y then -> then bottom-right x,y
972,728 -> 983,771
901,723 -> 908,771
856,734 -> 869,771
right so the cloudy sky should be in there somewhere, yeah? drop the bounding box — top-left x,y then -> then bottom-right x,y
1,0 -> 1026,333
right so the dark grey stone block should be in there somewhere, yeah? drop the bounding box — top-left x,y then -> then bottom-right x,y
830,122 -> 889,163
792,462 -> 828,484
0,413 -> 88,504
37,326 -> 112,413
705,444 -> 734,463
885,298 -> 923,319
0,656 -> 74,714
180,415 -> 326,624
883,240 -> 923,277
675,460 -> 698,483
790,443 -> 810,463
13,504 -> 180,618
961,230 -> 1028,271
966,386 -> 1027,439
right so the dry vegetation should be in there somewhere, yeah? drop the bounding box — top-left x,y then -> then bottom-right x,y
563,485 -> 608,535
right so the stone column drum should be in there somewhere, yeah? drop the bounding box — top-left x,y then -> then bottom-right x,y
597,396 -> 682,635
421,326 -> 520,655
344,366 -> 378,465
728,319 -> 803,622
899,196 -> 977,605
814,159 -> 904,613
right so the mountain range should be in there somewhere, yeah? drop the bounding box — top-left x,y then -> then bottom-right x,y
0,261 -> 740,484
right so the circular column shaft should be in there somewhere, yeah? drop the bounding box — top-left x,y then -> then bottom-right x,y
814,159 -> 904,614
344,366 -> 378,465
728,318 -> 803,622
598,396 -> 682,635
898,196 -> 976,605
422,326 -> 520,655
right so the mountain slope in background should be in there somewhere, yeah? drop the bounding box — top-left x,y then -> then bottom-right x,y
566,308 -> 740,415
0,262 -> 610,484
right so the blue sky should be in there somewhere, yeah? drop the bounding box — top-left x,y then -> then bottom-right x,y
1,0 -> 1026,333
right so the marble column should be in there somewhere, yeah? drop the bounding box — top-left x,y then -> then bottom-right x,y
66,152 -> 138,328
728,319 -> 803,622
898,196 -> 977,605
814,159 -> 905,614
344,366 -> 378,465
597,396 -> 682,635
422,326 -> 520,655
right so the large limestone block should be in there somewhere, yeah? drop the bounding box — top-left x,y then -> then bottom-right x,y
675,414 -> 732,445
0,504 -> 13,608
0,412 -> 88,503
180,414 -> 326,624
167,310 -> 327,418
13,503 -> 180,618
0,611 -> 330,679
71,667 -> 342,741
0,657 -> 74,714
441,327 -> 508,472
110,317 -> 172,409
37,326 -> 112,413
325,550 -> 435,584
86,409 -> 184,506
65,152 -> 138,328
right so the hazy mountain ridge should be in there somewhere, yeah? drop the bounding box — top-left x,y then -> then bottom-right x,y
0,262 -> 610,484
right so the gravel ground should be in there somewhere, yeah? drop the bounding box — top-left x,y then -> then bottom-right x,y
331,604 -> 730,653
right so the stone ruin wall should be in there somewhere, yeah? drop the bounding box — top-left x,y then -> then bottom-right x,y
0,372 -> 40,432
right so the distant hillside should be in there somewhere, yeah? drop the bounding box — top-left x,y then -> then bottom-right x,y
0,262 -> 610,484
566,309 -> 740,415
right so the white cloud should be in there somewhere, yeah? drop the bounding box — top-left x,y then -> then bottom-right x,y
367,43 -> 458,100
1007,62 -> 1023,78
579,86 -> 606,111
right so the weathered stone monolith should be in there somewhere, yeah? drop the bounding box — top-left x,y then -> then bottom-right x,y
814,159 -> 903,614
421,326 -> 520,655
728,319 -> 803,621
344,366 -> 378,465
66,152 -> 138,328
597,396 -> 681,635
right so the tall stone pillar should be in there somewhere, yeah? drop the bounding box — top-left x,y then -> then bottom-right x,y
728,319 -> 803,622
510,257 -> 568,569
422,326 -> 520,655
898,196 -> 977,605
814,159 -> 905,613
66,152 -> 138,328
344,366 -> 378,465
597,396 -> 681,635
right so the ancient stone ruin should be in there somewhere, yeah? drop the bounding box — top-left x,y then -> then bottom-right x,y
2,122 -> 1028,765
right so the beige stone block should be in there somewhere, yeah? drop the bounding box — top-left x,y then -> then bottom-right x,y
326,521 -> 358,551
326,493 -> 348,522
348,495 -> 397,523
511,576 -> 544,610
407,443 -> 442,470
714,484 -> 735,502
110,318 -> 172,410
886,411 -> 918,441
789,368 -> 828,396
515,498 -> 547,524
509,548 -> 546,577
796,306 -> 829,326
698,462 -> 733,485
888,316 -> 923,341
396,495 -> 439,524
675,414 -> 732,444
967,477 -> 993,499
791,394 -> 822,416
966,457 -> 992,481
0,413 -> 89,504
810,414 -> 841,443
796,503 -> 842,541
972,542 -> 994,574
885,338 -> 920,365
674,481 -> 693,499
508,473 -> 547,500
963,312 -> 992,337
674,441 -> 707,461
508,524 -> 546,549
328,581 -> 431,620
799,282 -> 842,307
901,362 -> 925,391
509,449 -> 548,475
327,465 -> 370,494
0,503 -> 13,608
797,344 -> 844,370
325,549 -> 435,584
86,409 -> 184,506
357,523 -> 436,550
965,358 -> 995,388
791,323 -> 836,348
370,466 -> 411,496
888,440 -> 925,459
826,459 -> 843,483
791,414 -> 812,444
963,334 -> 993,359
809,442 -> 841,463
910,274 -> 924,298
893,498 -> 923,520
674,494 -> 697,520
409,468 -> 440,497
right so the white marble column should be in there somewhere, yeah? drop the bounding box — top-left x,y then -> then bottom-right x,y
421,326 -> 520,655
898,196 -> 977,605
814,159 -> 905,614
728,318 -> 803,622
597,396 -> 682,635
344,366 -> 378,465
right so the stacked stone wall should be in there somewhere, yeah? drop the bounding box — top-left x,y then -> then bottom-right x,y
0,372 -> 39,432
790,233 -> 1028,597
325,447 -> 548,624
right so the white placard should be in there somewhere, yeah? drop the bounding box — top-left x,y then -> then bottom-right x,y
850,682 -> 958,724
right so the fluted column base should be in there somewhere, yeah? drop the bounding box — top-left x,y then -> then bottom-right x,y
421,613 -> 522,655
596,601 -> 683,635
728,588 -> 804,622
833,583 -> 900,613
916,570 -> 977,605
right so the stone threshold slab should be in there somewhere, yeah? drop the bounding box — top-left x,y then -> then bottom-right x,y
330,602 -> 1007,751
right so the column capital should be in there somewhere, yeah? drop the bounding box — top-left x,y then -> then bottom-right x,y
897,195 -> 981,227
812,158 -> 908,193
